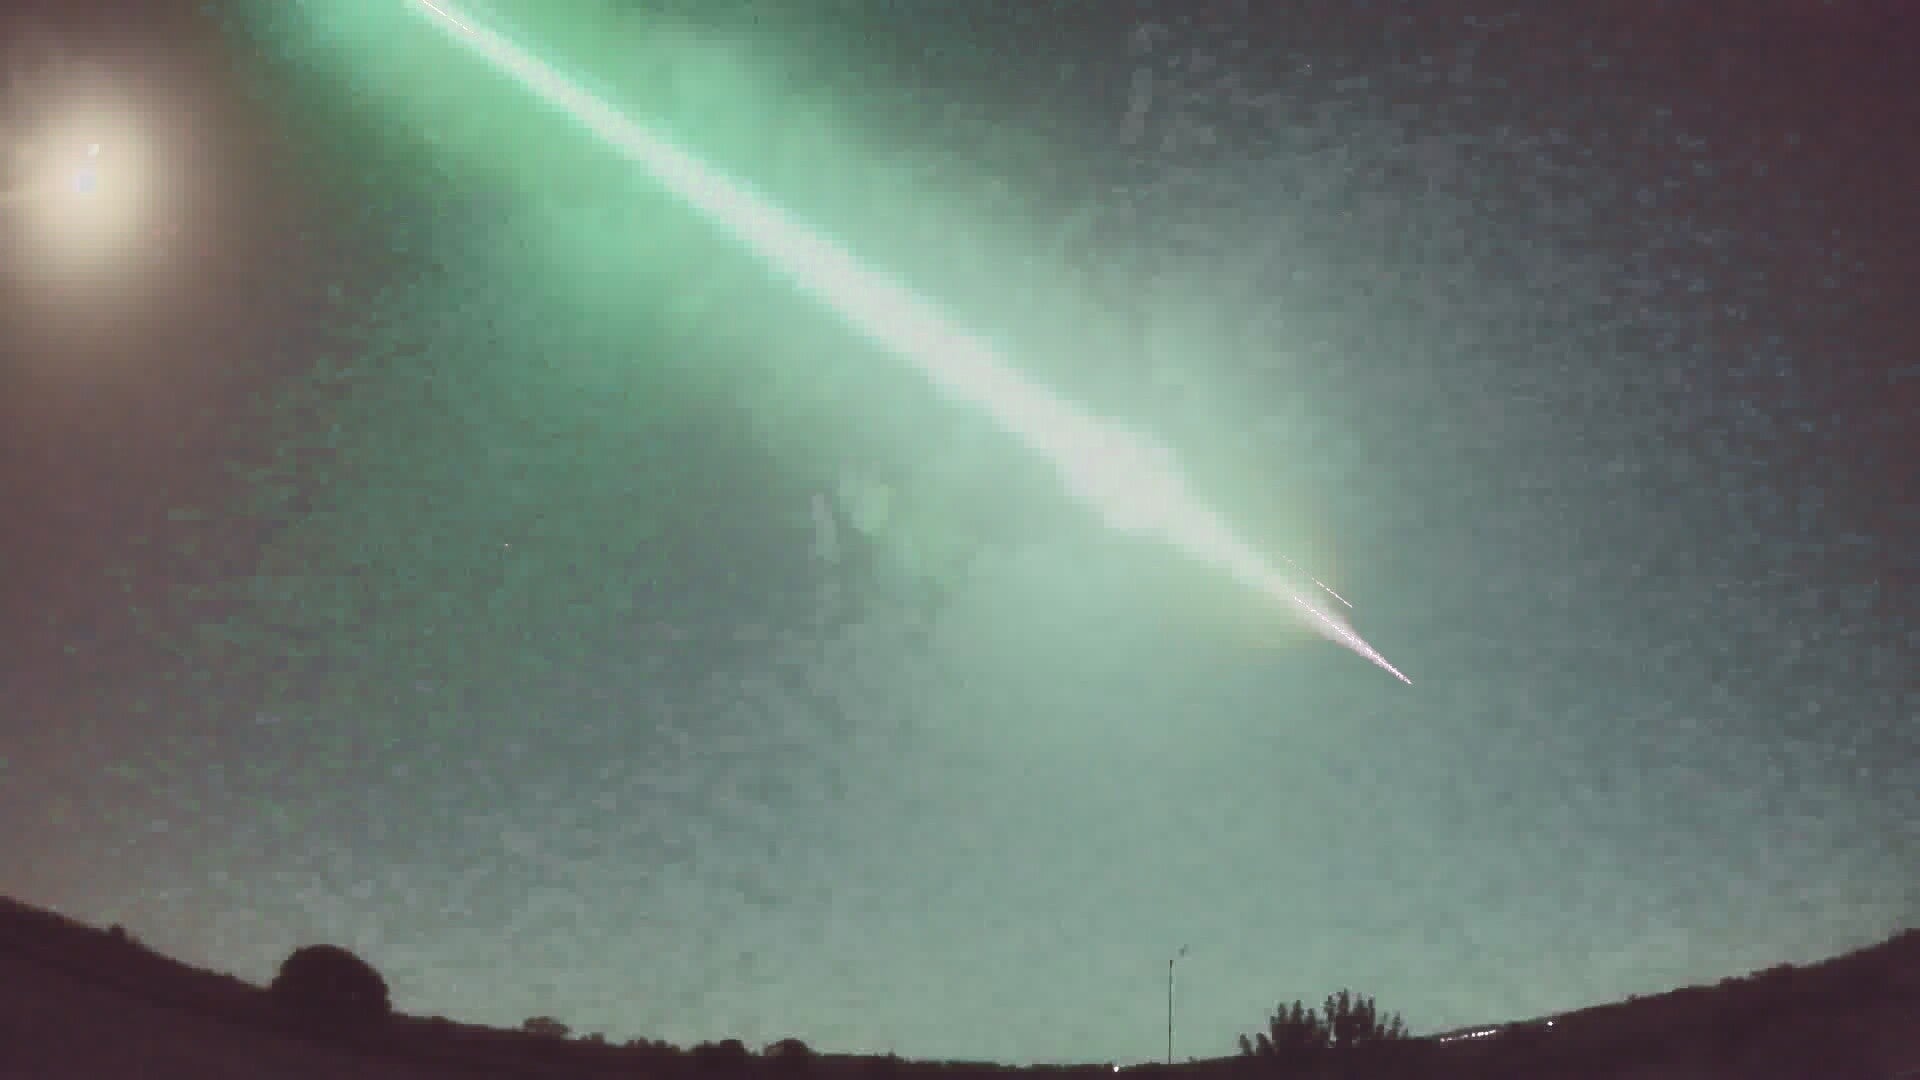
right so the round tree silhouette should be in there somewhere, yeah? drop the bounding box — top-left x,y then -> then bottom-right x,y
270,944 -> 391,1033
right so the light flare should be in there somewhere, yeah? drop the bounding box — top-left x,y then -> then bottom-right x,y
404,0 -> 1410,684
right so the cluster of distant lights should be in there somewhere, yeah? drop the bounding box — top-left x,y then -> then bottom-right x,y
1088,1016 -> 1560,1071
1435,1018 -> 1556,1043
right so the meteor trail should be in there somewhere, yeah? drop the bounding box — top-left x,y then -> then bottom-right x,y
403,0 -> 1411,684
1280,554 -> 1353,610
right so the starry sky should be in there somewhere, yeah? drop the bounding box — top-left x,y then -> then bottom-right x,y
3,0 -> 1915,1066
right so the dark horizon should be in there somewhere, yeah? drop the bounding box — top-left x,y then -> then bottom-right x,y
2,887 -> 1915,1061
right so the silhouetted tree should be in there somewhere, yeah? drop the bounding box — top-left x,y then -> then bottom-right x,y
766,1036 -> 814,1073
1321,989 -> 1405,1050
522,1016 -> 571,1039
269,943 -> 390,1033
692,1037 -> 752,1073
623,1036 -> 686,1069
1239,990 -> 1405,1071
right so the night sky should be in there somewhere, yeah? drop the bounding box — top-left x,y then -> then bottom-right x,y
3,0 -> 1915,1066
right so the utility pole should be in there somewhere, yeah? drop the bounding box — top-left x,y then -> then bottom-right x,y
1167,945 -> 1188,1065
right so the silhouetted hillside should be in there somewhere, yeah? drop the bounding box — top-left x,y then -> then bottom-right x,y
1,894 -> 1915,1078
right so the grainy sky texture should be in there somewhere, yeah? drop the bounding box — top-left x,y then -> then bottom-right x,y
3,0 -> 1915,1066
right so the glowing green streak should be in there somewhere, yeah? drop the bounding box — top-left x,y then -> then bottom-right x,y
405,0 -> 1410,684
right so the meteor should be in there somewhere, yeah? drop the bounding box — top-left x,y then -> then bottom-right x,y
403,0 -> 1410,684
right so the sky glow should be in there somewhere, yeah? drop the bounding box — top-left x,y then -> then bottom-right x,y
406,0 -> 1410,684
8,3 -> 1912,1067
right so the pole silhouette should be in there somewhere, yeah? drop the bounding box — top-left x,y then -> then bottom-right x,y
1167,945 -> 1188,1065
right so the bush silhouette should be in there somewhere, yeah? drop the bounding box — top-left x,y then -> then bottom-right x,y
269,943 -> 391,1032
766,1037 -> 814,1072
522,1016 -> 571,1039
691,1038 -> 752,1073
1238,989 -> 1406,1068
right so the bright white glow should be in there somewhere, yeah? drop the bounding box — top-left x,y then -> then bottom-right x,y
405,0 -> 1411,684
5,104 -> 156,274
69,142 -> 102,194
